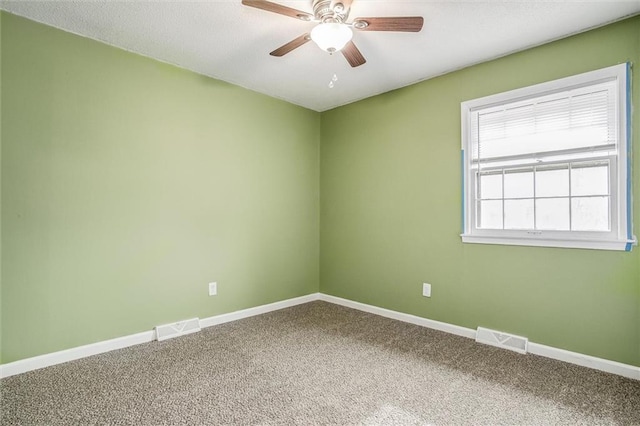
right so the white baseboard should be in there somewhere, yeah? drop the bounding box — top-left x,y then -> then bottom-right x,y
0,293 -> 321,379
527,342 -> 640,380
318,294 -> 477,339
0,330 -> 156,379
199,293 -> 320,328
2,292 -> 638,381
320,293 -> 640,381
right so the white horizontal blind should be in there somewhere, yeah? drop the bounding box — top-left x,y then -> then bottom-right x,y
469,79 -> 619,233
470,81 -> 618,168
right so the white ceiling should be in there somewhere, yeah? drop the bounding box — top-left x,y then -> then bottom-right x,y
2,0 -> 640,111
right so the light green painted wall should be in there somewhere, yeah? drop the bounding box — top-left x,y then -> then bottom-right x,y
320,16 -> 640,366
1,12 -> 320,363
0,12 -> 3,364
637,18 -> 640,369
2,11 -> 639,368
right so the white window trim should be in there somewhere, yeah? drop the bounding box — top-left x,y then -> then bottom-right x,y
461,63 -> 636,251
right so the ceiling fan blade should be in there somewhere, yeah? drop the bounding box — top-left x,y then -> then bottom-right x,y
242,0 -> 314,21
270,33 -> 311,57
352,16 -> 424,32
341,41 -> 366,67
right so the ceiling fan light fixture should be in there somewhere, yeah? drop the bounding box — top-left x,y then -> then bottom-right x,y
310,23 -> 353,53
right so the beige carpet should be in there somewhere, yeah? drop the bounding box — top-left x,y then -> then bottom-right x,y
1,301 -> 639,425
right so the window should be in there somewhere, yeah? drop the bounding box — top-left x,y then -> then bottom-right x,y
461,64 -> 635,251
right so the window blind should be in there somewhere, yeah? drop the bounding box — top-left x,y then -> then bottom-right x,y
470,80 -> 618,167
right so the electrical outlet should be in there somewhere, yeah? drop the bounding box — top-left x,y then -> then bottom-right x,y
208,282 -> 217,296
422,283 -> 431,297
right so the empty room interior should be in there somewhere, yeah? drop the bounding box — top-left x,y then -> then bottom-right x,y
1,1 -> 640,424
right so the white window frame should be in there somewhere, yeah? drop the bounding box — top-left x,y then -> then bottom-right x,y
461,63 -> 636,251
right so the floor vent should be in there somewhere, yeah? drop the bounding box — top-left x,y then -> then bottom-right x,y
155,318 -> 201,342
476,327 -> 528,354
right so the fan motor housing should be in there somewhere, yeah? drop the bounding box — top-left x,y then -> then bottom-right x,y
313,0 -> 349,23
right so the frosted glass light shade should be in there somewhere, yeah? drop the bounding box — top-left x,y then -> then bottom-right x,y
310,23 -> 353,52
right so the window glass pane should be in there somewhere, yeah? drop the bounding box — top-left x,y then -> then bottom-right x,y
504,199 -> 534,229
504,170 -> 533,198
479,173 -> 502,199
478,200 -> 503,229
536,198 -> 570,230
571,164 -> 609,196
571,196 -> 609,231
536,167 -> 569,197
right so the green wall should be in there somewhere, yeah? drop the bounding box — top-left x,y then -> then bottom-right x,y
320,16 -> 640,366
2,11 -> 639,368
0,13 -> 320,363
0,12 -> 3,364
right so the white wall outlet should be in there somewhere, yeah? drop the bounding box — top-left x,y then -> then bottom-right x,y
422,283 -> 431,297
208,282 -> 217,296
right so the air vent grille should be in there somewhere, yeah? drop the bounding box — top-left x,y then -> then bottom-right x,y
476,327 -> 528,354
155,318 -> 201,342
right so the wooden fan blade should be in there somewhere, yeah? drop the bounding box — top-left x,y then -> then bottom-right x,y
242,0 -> 313,21
341,41 -> 366,67
270,33 -> 311,57
352,16 -> 424,32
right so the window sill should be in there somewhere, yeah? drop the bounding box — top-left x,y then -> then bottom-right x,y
460,234 -> 637,251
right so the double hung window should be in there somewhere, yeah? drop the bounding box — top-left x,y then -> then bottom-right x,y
461,64 -> 635,251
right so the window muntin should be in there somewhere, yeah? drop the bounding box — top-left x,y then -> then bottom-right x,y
476,160 -> 611,232
461,64 -> 635,251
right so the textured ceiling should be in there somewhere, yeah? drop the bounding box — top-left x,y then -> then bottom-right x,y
2,0 -> 640,111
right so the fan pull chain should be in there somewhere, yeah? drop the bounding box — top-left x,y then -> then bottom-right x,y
328,73 -> 338,89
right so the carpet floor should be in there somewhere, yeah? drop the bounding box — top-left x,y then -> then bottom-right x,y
1,301 -> 639,425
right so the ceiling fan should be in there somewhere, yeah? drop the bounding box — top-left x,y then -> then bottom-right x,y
241,0 -> 424,67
